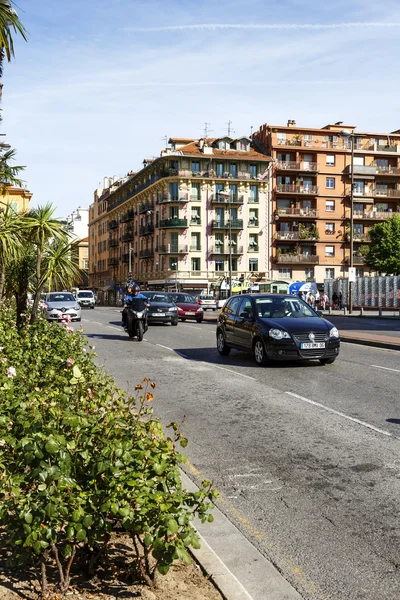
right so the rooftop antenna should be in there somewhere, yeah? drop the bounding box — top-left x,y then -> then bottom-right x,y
203,122 -> 213,138
250,125 -> 253,138
162,135 -> 168,148
226,120 -> 235,137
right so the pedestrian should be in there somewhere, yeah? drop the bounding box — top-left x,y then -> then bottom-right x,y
315,289 -> 320,308
332,292 -> 338,309
306,291 -> 315,308
339,293 -> 343,309
320,292 -> 329,310
298,291 -> 304,300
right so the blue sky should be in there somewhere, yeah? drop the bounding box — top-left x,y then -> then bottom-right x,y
4,0 -> 400,217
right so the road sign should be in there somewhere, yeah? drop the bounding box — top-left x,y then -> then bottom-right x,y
348,267 -> 356,282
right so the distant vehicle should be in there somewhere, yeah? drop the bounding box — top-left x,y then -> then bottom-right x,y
76,290 -> 95,309
45,292 -> 81,322
140,292 -> 178,325
196,295 -> 217,311
217,293 -> 340,366
167,293 -> 204,323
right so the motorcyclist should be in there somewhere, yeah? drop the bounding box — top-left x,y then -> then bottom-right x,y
121,285 -> 134,327
123,284 -> 150,330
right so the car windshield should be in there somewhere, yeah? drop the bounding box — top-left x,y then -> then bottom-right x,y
199,296 -> 214,300
48,293 -> 75,303
255,297 -> 317,319
77,292 -> 93,298
142,292 -> 169,302
169,294 -> 196,303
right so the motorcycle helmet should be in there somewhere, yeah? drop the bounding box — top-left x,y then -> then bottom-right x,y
132,284 -> 140,293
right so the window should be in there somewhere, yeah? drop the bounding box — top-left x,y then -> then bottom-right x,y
229,184 -> 238,199
249,185 -> 258,202
191,161 -> 200,173
169,160 -> 178,170
325,223 -> 335,234
169,182 -> 179,199
325,245 -> 335,257
191,183 -> 200,200
376,159 -> 388,168
325,268 -> 334,279
240,141 -> 248,151
326,177 -> 335,189
169,258 -> 178,270
215,259 -> 224,271
326,200 -> 335,212
353,156 -> 364,166
190,207 -> 201,224
326,154 -> 335,166
278,268 -> 292,278
238,298 -> 254,317
353,181 -> 364,195
249,209 -> 258,225
305,268 -> 314,279
277,132 -> 286,145
215,183 -> 224,198
225,296 -> 242,315
191,233 -> 200,250
356,268 -> 364,277
249,164 -> 258,177
10,201 -> 18,212
169,206 -> 179,219
249,258 -> 258,271
191,257 -> 201,271
229,163 -> 238,177
249,234 -> 258,250
304,134 -> 313,147
354,223 -> 364,234
216,162 -> 224,176
231,258 -> 238,271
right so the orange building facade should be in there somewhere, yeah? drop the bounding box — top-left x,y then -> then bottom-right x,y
254,120 -> 400,283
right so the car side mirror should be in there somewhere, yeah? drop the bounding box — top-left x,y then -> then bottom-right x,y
316,310 -> 323,318
240,312 -> 253,320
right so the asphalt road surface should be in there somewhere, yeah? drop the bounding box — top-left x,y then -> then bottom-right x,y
77,307 -> 400,600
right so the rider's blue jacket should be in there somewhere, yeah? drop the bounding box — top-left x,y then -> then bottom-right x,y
125,292 -> 149,304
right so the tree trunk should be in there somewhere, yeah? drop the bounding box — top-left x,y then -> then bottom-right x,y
0,262 -> 5,301
30,250 -> 43,323
16,259 -> 30,329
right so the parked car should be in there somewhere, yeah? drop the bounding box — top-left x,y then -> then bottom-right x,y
45,292 -> 82,322
76,290 -> 95,309
167,293 -> 204,323
216,294 -> 340,366
196,295 -> 217,311
141,292 -> 178,325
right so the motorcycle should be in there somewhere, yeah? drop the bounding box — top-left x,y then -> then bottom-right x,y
125,297 -> 149,341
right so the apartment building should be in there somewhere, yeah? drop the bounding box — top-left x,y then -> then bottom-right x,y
1,186 -> 32,213
254,120 -> 400,283
89,139 -> 272,300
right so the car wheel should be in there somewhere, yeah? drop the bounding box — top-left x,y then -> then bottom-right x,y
319,357 -> 336,365
90,306 -> 95,309
253,338 -> 268,366
213,308 -> 217,311
180,318 -> 185,322
172,319 -> 178,326
196,318 -> 203,323
76,318 -> 81,322
217,330 -> 231,356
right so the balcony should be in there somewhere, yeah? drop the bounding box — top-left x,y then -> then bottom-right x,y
159,218 -> 188,228
158,194 -> 189,204
190,195 -> 201,202
275,207 -> 318,218
211,219 -> 244,229
276,184 -> 318,195
122,253 -> 130,263
120,209 -> 135,223
140,224 -> 154,235
373,165 -> 400,176
189,245 -> 202,251
210,245 -> 243,255
190,217 -> 202,226
275,161 -> 319,173
139,203 -> 155,214
107,220 -> 118,230
108,257 -> 119,267
248,245 -> 259,252
158,245 -> 188,254
121,231 -> 134,242
348,187 -> 400,198
140,248 -> 154,258
344,256 -> 366,265
211,194 -> 244,204
108,239 -> 118,248
210,245 -> 225,254
248,219 -> 259,227
353,210 -> 399,220
275,254 -> 319,264
248,195 -> 259,203
275,231 -> 318,241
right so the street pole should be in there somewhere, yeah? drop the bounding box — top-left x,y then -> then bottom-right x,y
228,196 -> 232,298
128,244 -> 132,276
349,136 -> 354,314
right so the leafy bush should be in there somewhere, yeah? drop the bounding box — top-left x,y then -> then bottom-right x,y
0,303 -> 216,598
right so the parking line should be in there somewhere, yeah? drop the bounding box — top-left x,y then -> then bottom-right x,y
371,365 -> 400,373
286,392 -> 393,438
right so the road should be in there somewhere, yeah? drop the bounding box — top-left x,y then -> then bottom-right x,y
76,308 -> 400,600
328,314 -> 400,339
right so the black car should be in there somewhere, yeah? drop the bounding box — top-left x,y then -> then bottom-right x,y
141,291 -> 178,325
216,294 -> 340,366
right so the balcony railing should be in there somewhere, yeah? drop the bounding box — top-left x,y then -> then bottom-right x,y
158,194 -> 189,204
158,245 -> 188,254
139,203 -> 155,214
211,220 -> 226,229
108,220 -> 118,230
276,161 -> 319,172
211,219 -> 244,229
248,245 -> 259,252
159,218 -> 188,228
344,256 -> 366,265
211,194 -> 244,204
276,184 -> 318,195
189,245 -> 202,251
190,195 -> 201,202
140,248 -> 154,258
210,245 -> 243,254
248,219 -> 259,227
120,209 -> 135,223
275,254 -> 319,264
139,224 -> 154,235
108,257 -> 119,266
275,208 -> 318,218
353,210 -> 400,220
108,239 -> 118,248
121,231 -> 134,242
190,217 -> 202,225
122,253 -> 130,263
348,187 -> 400,198
275,231 -> 318,241
210,245 -> 225,254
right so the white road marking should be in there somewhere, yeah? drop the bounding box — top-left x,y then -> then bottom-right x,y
108,325 -> 122,331
372,364 -> 400,373
176,351 -> 188,358
156,344 -> 174,351
180,324 -> 203,330
286,392 -> 393,438
83,320 -> 103,325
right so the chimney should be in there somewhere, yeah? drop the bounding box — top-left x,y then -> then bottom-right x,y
335,121 -> 343,126
287,119 -> 296,128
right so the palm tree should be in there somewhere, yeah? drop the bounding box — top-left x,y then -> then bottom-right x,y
0,0 -> 27,76
24,203 -> 69,322
0,201 -> 23,299
41,238 -> 81,293
0,148 -> 25,191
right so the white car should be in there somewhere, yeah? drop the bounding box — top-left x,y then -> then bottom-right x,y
45,292 -> 82,322
196,295 -> 217,311
76,290 -> 95,309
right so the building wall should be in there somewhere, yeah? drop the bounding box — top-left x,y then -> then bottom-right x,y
1,187 -> 32,213
254,121 -> 400,283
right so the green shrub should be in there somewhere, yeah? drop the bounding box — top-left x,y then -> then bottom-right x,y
0,303 -> 216,598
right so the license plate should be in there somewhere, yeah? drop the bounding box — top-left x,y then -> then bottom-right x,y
185,312 -> 195,316
152,313 -> 165,317
300,342 -> 325,349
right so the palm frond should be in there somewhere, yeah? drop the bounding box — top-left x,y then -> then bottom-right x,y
0,0 -> 27,62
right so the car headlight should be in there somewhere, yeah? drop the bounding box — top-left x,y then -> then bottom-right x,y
329,327 -> 339,338
269,328 -> 291,340
168,307 -> 178,312
74,305 -> 80,310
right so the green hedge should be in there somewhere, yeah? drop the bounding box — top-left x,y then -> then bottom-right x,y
0,305 -> 216,598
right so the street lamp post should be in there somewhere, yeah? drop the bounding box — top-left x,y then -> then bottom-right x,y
340,130 -> 355,314
171,262 -> 178,291
218,190 -> 232,297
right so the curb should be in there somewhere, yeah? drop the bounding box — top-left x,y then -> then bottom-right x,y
340,336 -> 400,351
180,470 -> 302,600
